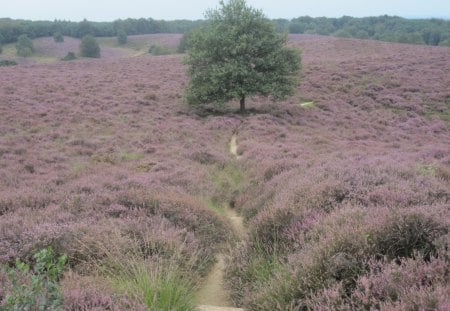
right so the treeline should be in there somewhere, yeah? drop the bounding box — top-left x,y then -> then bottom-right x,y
286,15 -> 450,46
0,18 -> 205,44
1,16 -> 449,46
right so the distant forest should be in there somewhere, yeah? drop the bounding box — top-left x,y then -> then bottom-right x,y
0,15 -> 449,46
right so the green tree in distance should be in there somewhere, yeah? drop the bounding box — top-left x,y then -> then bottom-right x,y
117,29 -> 127,44
185,0 -> 301,113
16,34 -> 34,57
53,32 -> 64,42
79,34 -> 100,58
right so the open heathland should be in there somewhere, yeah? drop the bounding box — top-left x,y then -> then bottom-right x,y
1,34 -> 449,310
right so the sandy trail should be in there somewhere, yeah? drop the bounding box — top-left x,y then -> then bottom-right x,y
195,134 -> 246,311
229,134 -> 240,159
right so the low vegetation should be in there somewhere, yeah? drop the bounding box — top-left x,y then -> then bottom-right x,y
0,60 -> 17,67
0,1 -> 449,310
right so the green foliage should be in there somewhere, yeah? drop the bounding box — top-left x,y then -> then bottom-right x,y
53,32 -> 64,43
79,35 -> 100,58
117,29 -> 127,44
16,34 -> 34,57
61,51 -> 76,61
149,44 -> 172,55
185,0 -> 301,112
210,161 -> 246,205
2,246 -> 67,311
177,31 -> 194,53
0,44 -> 2,54
0,60 -> 18,67
108,260 -> 195,311
290,15 -> 450,46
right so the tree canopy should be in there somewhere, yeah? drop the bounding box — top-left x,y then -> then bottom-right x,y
16,34 -> 33,57
185,0 -> 301,112
79,35 -> 100,58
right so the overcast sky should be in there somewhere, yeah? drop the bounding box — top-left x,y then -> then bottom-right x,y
2,0 -> 450,21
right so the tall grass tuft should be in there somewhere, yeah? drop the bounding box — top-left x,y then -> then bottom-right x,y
108,259 -> 196,311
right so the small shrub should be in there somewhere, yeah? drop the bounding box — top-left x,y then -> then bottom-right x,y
16,34 -> 34,57
1,246 -> 67,310
53,32 -> 64,43
62,51 -> 77,61
149,44 -> 172,56
117,29 -> 127,45
0,60 -> 18,67
79,35 -> 100,58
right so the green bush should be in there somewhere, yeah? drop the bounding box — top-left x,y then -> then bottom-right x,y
1,246 -> 67,310
61,51 -> 76,61
16,34 -> 34,57
117,29 -> 127,45
177,31 -> 194,53
0,60 -> 18,67
79,35 -> 100,58
53,32 -> 64,43
149,44 -> 172,55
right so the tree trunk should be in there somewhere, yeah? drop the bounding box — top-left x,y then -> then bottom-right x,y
240,96 -> 245,113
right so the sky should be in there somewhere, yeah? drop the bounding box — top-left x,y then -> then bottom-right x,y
2,0 -> 450,21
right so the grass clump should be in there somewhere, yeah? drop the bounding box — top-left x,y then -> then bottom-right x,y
108,259 -> 196,311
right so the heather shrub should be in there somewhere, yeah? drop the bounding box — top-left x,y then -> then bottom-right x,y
244,208 -> 370,309
116,190 -> 231,250
1,246 -> 67,310
64,287 -> 146,311
16,34 -> 33,57
79,35 -> 100,58
65,215 -> 205,275
306,256 -> 449,310
62,274 -> 147,311
368,206 -> 449,260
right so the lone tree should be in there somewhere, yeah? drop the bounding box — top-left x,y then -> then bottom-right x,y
16,34 -> 34,57
117,29 -> 127,45
185,0 -> 301,112
79,35 -> 100,58
53,32 -> 64,43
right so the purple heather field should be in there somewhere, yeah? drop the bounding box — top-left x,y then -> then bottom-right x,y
1,34 -> 449,310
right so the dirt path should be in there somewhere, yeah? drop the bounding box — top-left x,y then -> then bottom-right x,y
229,134 -> 240,159
195,134 -> 246,311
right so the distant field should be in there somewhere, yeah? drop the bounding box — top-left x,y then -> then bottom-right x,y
0,35 -> 449,310
0,34 -> 183,64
